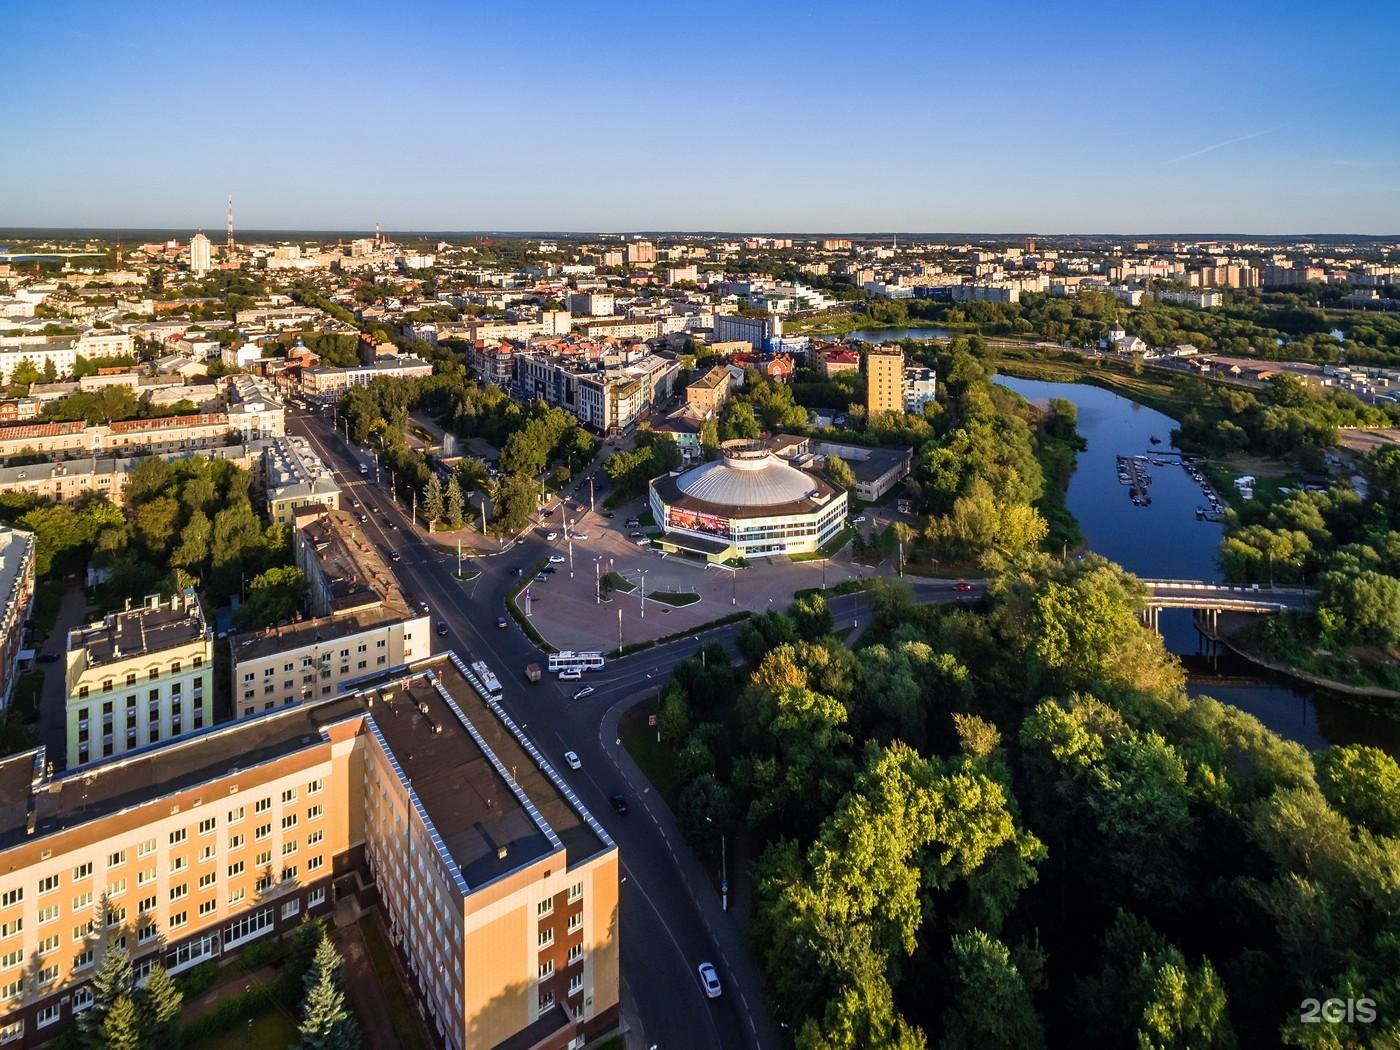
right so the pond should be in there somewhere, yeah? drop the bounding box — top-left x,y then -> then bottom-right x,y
994,373 -> 1397,753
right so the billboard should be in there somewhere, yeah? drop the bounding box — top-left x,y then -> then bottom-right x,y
667,507 -> 731,537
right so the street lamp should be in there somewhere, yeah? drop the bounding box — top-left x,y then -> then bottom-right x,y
704,816 -> 728,911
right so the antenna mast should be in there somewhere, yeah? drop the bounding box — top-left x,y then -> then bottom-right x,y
226,195 -> 235,257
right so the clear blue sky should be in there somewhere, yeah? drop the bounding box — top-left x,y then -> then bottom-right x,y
5,0 -> 1399,234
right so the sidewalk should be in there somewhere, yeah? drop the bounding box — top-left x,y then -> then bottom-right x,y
37,585 -> 89,769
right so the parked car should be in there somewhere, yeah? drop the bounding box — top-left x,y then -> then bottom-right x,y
626,518 -> 641,527
495,616 -> 509,629
545,531 -> 558,541
609,793 -> 628,815
570,532 -> 589,540
558,669 -> 582,681
358,513 -> 368,523
513,567 -> 525,577
572,686 -> 595,701
436,621 -> 449,636
697,962 -> 722,999
564,751 -> 582,771
629,531 -> 644,538
549,555 -> 566,563
389,551 -> 401,562
534,572 -> 549,582
852,515 -> 867,523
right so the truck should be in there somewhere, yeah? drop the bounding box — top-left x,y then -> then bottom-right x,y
525,663 -> 542,683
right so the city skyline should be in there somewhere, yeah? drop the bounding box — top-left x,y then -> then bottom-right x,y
6,0 -> 1399,233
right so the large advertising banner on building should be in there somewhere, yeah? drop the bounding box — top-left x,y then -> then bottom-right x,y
667,507 -> 731,537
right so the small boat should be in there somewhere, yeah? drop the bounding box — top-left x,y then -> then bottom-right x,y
1195,507 -> 1206,519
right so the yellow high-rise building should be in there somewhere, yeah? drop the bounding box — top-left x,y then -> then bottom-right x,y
865,347 -> 905,417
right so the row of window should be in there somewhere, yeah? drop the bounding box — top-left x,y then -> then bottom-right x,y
75,660 -> 204,697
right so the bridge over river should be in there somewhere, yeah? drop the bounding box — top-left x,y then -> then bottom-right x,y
1138,579 -> 1317,632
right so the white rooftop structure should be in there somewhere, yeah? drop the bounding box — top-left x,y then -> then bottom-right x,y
674,442 -> 822,508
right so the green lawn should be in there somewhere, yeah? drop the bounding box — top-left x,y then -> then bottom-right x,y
791,525 -> 855,561
619,702 -> 679,801
602,571 -> 635,593
646,591 -> 699,608
360,918 -> 430,1050
188,1006 -> 298,1050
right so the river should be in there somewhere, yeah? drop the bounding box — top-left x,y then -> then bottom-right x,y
844,326 -> 953,343
995,373 -> 1399,754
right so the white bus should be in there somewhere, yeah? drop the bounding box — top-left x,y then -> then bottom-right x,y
470,660 -> 503,697
547,651 -> 605,675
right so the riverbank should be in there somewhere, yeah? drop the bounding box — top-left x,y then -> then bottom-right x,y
1202,613 -> 1400,700
995,351 -> 1227,427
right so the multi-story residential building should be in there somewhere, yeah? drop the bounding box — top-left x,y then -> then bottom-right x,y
189,232 -> 212,277
263,437 -> 340,525
577,318 -> 662,342
230,508 -> 428,717
1155,289 -> 1223,308
515,353 -> 678,435
64,590 -> 213,769
0,344 -> 78,385
0,413 -> 234,462
625,240 -> 656,265
300,355 -> 433,400
0,445 -> 263,509
0,655 -> 619,1050
712,312 -> 781,351
567,292 -> 614,317
904,366 -> 937,413
948,282 -> 1020,303
0,528 -> 35,710
73,332 -> 134,360
468,341 -> 517,388
865,346 -> 905,417
223,375 -> 285,440
685,367 -> 731,417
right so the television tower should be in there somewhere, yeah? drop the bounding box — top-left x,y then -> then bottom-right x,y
226,195 -> 235,256
374,221 -> 381,250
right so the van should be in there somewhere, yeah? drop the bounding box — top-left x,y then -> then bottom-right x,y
558,669 -> 582,681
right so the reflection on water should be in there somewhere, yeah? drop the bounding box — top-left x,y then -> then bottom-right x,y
994,373 -> 1397,755
844,326 -> 953,343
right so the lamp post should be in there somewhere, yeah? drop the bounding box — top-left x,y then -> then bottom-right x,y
639,570 -> 646,620
731,568 -> 736,606
595,558 -> 600,605
705,816 -> 728,912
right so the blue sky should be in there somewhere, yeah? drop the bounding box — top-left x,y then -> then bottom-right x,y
4,0 -> 1399,233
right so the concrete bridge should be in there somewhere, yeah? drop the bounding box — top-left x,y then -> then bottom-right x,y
1137,579 -> 1317,632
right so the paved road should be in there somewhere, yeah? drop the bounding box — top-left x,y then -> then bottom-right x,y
288,408 -> 791,1050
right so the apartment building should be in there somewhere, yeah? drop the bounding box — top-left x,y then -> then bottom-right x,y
0,414 -> 237,462
73,332 -> 135,359
0,445 -> 264,509
189,232 -> 212,276
577,318 -> 662,341
567,292 -> 614,317
625,240 -> 656,265
685,367 -> 731,416
223,374 -> 286,440
712,312 -> 781,351
865,346 -> 905,416
263,436 -> 340,525
230,509 -> 428,717
64,590 -> 213,769
515,353 -> 677,435
0,656 -> 619,1050
0,344 -> 78,385
0,529 -> 35,711
300,355 -> 433,401
904,366 -> 937,413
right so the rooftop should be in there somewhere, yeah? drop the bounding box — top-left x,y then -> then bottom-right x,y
654,444 -> 838,519
688,367 -> 729,391
67,590 -> 209,668
264,435 -> 338,497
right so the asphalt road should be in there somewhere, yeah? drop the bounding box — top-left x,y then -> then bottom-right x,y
288,407 -> 793,1050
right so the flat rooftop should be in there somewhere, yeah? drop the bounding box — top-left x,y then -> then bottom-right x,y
68,592 -> 208,668
264,435 -> 338,495
300,507 -> 408,611
0,656 -> 612,892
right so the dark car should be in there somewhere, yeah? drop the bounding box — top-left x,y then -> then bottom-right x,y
603,512 -> 614,519
386,520 -> 398,530
542,566 -> 557,576
390,551 -> 402,562
609,793 -> 628,815
952,581 -> 974,593
436,621 -> 449,637
495,616 -> 509,629
534,572 -> 548,582
36,653 -> 58,664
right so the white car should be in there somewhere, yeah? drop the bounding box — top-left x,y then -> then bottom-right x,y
545,531 -> 558,541
852,515 -> 867,523
558,669 -> 582,681
697,962 -> 722,999
549,555 -> 566,563
570,532 -> 589,540
564,750 -> 582,770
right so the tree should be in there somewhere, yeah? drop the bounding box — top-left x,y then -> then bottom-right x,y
443,476 -> 465,529
940,929 -> 1044,1050
790,593 -> 833,638
824,454 -> 856,492
1315,745 -> 1400,837
699,415 -> 720,457
234,566 -> 306,631
297,930 -> 360,1050
82,937 -> 133,1045
101,995 -> 142,1050
1317,569 -> 1400,647
492,474 -> 539,535
421,474 -> 444,526
138,963 -> 184,1047
657,686 -> 690,744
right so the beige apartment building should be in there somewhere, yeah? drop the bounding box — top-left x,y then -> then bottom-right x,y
263,436 -> 340,525
0,414 -> 234,462
64,590 -> 214,769
0,656 -> 620,1050
865,346 -> 905,416
0,528 -> 35,711
231,508 -> 428,718
685,366 -> 731,417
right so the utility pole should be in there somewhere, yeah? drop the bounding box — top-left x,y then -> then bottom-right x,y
480,500 -> 487,534
617,606 -> 622,646
567,522 -> 574,579
639,570 -> 646,620
595,559 -> 600,605
589,474 -> 595,514
412,490 -> 417,526
456,538 -> 462,577
389,469 -> 396,502
731,569 -> 736,606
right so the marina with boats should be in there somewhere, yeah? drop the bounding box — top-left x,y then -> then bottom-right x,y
1116,444 -> 1226,521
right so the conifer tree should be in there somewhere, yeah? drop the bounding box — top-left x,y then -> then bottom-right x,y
443,477 -> 465,529
138,963 -> 183,1047
297,930 -> 360,1050
421,474 -> 444,527
101,994 -> 142,1050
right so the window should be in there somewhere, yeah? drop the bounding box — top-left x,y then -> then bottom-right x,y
307,805 -> 323,821
281,814 -> 297,831
308,887 -> 326,908
199,899 -> 216,917
73,861 -> 93,881
539,960 -> 554,978
168,911 -> 187,930
38,905 -> 59,925
567,881 -> 583,903
537,899 -> 554,917
72,946 -> 94,971
568,973 -> 584,997
73,987 -> 93,1012
199,845 -> 216,862
37,1004 -> 61,1029
107,879 -> 126,898
108,849 -> 126,867
255,850 -> 271,868
538,992 -> 554,1012
537,928 -> 554,949
137,837 -> 157,857
106,906 -> 126,927
567,912 -> 583,933
281,841 -> 298,857
281,900 -> 300,920
169,829 -> 186,845
72,890 -> 93,912
170,884 -> 188,902
307,778 -> 323,795
223,907 -> 273,949
138,868 -> 155,886
281,866 -> 297,883
307,829 -> 324,847
254,798 -> 271,814
255,823 -> 271,841
0,979 -> 20,1002
137,923 -> 158,945
228,834 -> 244,851
37,875 -> 58,894
138,896 -> 156,916
36,964 -> 58,985
0,889 -> 20,909
227,806 -> 244,824
0,950 -> 18,969
169,856 -> 187,873
228,888 -> 246,907
36,935 -> 58,955
307,855 -> 324,873
567,943 -> 582,965
198,817 -> 216,835
227,861 -> 244,878
281,789 -> 296,805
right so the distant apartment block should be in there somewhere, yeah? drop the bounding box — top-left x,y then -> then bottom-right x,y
1155,289 -> 1222,309
231,509 -> 428,717
263,436 -> 340,524
865,346 -> 904,416
685,366 -> 731,417
300,354 -> 432,400
0,413 -> 234,462
224,374 -> 285,440
515,353 -> 678,435
189,232 -> 212,276
625,240 -> 656,265
0,655 -> 619,1050
0,528 -> 35,710
577,317 -> 662,341
567,292 -> 615,316
64,589 -> 213,768
904,366 -> 937,413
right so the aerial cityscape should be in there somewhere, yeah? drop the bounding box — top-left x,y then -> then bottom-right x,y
2,3 -> 1399,1050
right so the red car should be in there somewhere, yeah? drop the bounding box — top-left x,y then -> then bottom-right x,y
952,581 -> 974,593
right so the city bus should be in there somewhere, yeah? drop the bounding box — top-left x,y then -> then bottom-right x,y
547,651 -> 606,675
470,660 -> 503,697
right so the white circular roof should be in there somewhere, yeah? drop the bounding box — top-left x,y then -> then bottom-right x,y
674,451 -> 820,507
